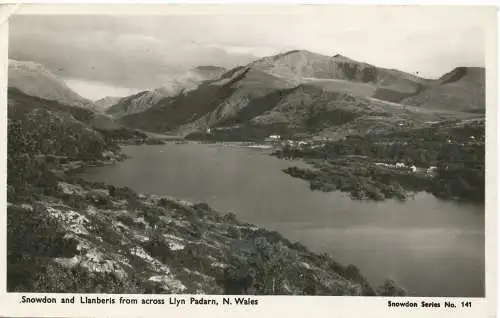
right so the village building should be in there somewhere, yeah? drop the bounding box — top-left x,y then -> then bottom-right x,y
426,166 -> 438,176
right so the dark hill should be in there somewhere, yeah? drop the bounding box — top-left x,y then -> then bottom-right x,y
401,67 -> 485,111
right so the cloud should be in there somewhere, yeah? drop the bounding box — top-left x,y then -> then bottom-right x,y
64,78 -> 143,101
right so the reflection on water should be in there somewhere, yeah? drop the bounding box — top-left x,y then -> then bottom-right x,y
80,143 -> 485,297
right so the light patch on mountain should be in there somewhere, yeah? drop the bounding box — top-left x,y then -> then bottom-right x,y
8,59 -> 96,110
94,96 -> 125,112
106,66 -> 227,118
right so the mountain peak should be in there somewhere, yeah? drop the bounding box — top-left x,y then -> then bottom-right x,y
274,49 -> 328,59
331,54 -> 358,63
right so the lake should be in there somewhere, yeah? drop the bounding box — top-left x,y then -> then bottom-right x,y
80,143 -> 485,297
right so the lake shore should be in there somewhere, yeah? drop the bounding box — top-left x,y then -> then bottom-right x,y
8,142 -> 408,296
78,143 -> 485,297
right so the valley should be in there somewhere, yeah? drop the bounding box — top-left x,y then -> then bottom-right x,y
6,47 -> 486,297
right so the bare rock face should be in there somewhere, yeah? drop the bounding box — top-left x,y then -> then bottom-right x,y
376,278 -> 408,296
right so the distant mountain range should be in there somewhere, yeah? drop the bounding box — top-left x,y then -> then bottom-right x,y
118,50 -> 485,138
104,66 -> 227,117
8,50 -> 485,140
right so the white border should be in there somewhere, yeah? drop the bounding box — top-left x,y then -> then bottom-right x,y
0,3 -> 497,318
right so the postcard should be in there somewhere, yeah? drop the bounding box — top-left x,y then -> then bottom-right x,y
0,3 -> 496,318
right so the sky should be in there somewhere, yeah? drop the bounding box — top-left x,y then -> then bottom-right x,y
9,7 -> 490,100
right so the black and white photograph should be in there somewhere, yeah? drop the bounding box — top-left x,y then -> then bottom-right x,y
4,4 -> 493,305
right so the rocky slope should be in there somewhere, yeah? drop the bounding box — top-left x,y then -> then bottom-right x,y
8,59 -> 96,111
106,66 -> 227,118
401,67 -> 485,111
8,183 -> 387,295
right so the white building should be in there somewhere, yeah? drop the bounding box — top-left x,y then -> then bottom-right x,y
427,166 -> 438,176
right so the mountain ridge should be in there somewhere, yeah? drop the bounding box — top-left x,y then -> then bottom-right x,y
105,65 -> 228,118
401,66 -> 485,111
120,50 -> 483,138
8,59 -> 97,111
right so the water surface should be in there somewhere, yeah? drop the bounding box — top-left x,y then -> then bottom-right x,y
80,143 -> 485,297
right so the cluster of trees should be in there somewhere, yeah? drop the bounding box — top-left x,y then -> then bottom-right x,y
284,165 -> 410,201
274,121 -> 485,203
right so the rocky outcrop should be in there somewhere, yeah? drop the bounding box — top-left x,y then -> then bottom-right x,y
7,177 -> 385,295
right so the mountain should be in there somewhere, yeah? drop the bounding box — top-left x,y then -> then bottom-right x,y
120,66 -> 296,133
106,66 -> 227,118
8,59 -> 96,111
401,67 -> 485,111
250,85 -> 369,131
119,50 -> 484,141
249,50 -> 432,101
94,96 -> 123,112
120,50 -> 453,137
106,88 -> 175,118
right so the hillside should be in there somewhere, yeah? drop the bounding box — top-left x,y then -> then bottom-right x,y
121,67 -> 296,133
7,88 -> 156,153
106,66 -> 227,118
401,67 -> 485,111
8,59 -> 96,111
